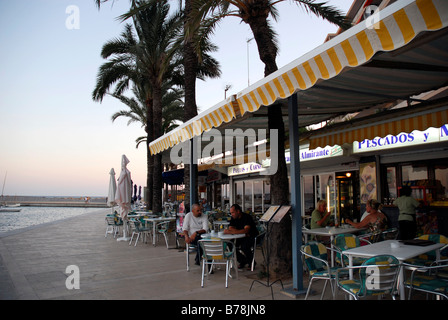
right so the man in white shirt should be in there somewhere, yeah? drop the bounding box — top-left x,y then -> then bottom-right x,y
183,203 -> 209,265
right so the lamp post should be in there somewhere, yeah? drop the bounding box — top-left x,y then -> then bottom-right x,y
247,37 -> 254,86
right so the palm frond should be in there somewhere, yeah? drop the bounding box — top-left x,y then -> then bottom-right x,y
293,0 -> 351,29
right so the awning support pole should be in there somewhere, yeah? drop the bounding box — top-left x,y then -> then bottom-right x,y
189,137 -> 198,206
282,93 -> 306,298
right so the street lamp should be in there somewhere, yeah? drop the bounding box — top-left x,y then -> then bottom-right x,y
224,84 -> 232,99
247,37 -> 254,86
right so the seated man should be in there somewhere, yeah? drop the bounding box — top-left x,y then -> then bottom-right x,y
310,200 -> 331,229
182,203 -> 209,265
224,204 -> 259,270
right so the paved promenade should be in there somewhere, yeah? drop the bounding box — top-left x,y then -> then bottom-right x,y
1,209 -> 431,304
0,209 -> 296,300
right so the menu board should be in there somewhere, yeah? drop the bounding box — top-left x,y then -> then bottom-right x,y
270,205 -> 291,223
259,205 -> 280,222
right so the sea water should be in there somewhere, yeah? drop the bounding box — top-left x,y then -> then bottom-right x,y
0,206 -> 103,234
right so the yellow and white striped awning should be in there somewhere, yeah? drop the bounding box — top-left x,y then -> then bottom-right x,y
149,0 -> 448,156
309,105 -> 448,149
236,0 -> 448,115
149,96 -> 238,155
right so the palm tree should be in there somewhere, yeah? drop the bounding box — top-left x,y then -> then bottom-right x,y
111,84 -> 185,208
95,0 -> 221,212
93,2 -> 184,213
190,0 -> 349,276
96,0 -> 221,211
110,83 -> 185,146
125,1 -> 183,214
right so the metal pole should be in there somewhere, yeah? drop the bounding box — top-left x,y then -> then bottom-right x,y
190,138 -> 198,206
285,94 -> 305,296
247,38 -> 253,87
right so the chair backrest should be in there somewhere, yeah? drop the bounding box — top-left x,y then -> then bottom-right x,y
128,218 -> 138,232
357,255 -> 400,298
105,215 -> 115,225
418,234 -> 448,258
167,219 -> 176,232
301,242 -> 328,274
333,234 -> 361,265
334,234 -> 361,250
199,240 -> 233,260
113,214 -> 123,226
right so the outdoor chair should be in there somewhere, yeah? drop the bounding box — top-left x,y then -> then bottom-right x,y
175,215 -> 197,271
105,213 -> 122,238
157,219 -> 178,249
358,227 -> 398,244
336,255 -> 401,300
300,241 -> 346,300
186,243 -> 198,271
404,234 -> 448,267
404,259 -> 448,300
250,231 -> 265,271
199,239 -> 235,288
105,215 -> 116,238
333,234 -> 370,267
128,218 -> 151,247
250,223 -> 267,271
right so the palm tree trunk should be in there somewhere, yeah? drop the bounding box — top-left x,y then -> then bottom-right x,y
267,103 -> 291,276
183,0 -> 199,210
246,11 -> 278,76
152,85 -> 163,214
248,16 -> 292,277
146,98 -> 154,210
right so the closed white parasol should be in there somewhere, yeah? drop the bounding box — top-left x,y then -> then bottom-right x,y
107,168 -> 117,211
115,155 -> 132,241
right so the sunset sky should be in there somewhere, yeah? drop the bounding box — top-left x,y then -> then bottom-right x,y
0,0 -> 352,197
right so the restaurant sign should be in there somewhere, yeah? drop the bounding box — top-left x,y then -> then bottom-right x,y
353,124 -> 448,153
228,145 -> 344,176
299,145 -> 343,162
227,162 -> 264,176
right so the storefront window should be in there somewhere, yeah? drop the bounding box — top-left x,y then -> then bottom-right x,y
435,165 -> 448,201
401,164 -> 428,183
235,181 -> 243,208
303,175 -> 315,215
221,183 -> 229,210
244,181 -> 252,212
320,173 -> 335,216
264,180 -> 271,209
385,166 -> 397,200
254,181 -> 263,213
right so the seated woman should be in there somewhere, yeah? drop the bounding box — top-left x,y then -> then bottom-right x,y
346,199 -> 388,236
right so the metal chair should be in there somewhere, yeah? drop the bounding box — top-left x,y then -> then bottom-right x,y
105,213 -> 122,238
358,227 -> 398,243
186,243 -> 199,271
300,241 -> 346,300
404,234 -> 448,267
336,255 -> 401,300
199,239 -> 235,288
250,223 -> 267,271
404,259 -> 448,300
333,234 -> 370,267
157,219 -> 177,249
105,215 -> 116,238
128,218 -> 151,246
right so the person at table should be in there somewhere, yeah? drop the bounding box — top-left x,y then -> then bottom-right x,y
201,199 -> 211,212
310,200 -> 331,229
224,204 -> 259,270
346,199 -> 388,234
393,186 -> 421,240
182,203 -> 209,265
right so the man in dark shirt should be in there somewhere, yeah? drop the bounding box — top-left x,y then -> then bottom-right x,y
224,204 -> 259,269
